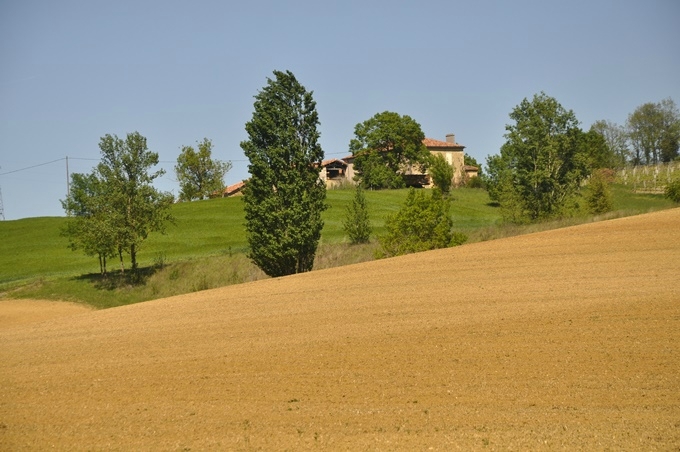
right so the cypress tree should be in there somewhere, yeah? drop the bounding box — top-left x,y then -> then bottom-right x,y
241,70 -> 327,277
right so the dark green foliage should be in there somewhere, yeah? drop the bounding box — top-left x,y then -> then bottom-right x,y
343,185 -> 372,244
175,138 -> 232,201
586,169 -> 614,214
590,120 -> 630,168
665,178 -> 680,203
429,153 -> 454,194
350,111 -> 430,189
579,129 -> 612,170
241,70 -> 327,277
354,151 -> 404,189
486,92 -> 590,223
627,98 -> 680,165
62,132 -> 174,273
466,175 -> 487,189
377,188 -> 466,258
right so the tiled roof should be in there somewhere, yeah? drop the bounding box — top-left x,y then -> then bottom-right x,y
423,138 -> 464,148
321,158 -> 348,167
224,180 -> 245,195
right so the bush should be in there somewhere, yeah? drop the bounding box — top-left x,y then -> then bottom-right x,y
429,153 -> 454,194
377,188 -> 466,258
343,185 -> 372,244
466,175 -> 487,189
586,169 -> 614,214
665,178 -> 680,203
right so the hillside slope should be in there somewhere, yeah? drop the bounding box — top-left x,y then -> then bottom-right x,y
2,209 -> 679,450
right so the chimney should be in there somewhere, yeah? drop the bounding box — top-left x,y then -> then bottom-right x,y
446,133 -> 455,144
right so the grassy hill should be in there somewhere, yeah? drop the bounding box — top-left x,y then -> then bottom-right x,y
0,189 -> 498,284
0,185 -> 675,307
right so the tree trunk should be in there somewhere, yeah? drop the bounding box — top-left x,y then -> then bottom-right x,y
118,247 -> 125,274
130,243 -> 137,272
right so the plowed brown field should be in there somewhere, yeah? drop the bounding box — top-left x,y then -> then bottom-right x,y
2,209 -> 679,450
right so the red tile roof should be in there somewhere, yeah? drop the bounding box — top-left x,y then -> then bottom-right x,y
321,158 -> 348,167
422,138 -> 464,148
223,180 -> 245,195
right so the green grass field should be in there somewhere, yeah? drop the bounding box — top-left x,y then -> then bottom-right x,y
1,185 -> 675,308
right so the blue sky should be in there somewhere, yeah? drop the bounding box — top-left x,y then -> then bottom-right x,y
1,0 -> 678,220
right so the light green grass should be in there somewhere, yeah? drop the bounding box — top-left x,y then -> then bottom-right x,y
1,185 -> 675,308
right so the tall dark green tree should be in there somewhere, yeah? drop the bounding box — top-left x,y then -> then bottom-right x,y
349,111 -> 430,189
241,70 -> 327,277
486,92 -> 590,222
175,138 -> 232,201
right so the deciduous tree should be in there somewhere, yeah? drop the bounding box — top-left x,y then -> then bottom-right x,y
349,111 -> 430,189
627,98 -> 680,164
241,70 -> 327,277
62,132 -> 173,274
175,138 -> 232,201
486,92 -> 589,222
61,172 -> 119,274
590,120 -> 630,168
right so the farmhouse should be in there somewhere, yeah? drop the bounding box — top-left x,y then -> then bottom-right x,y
318,158 -> 351,188
226,133 -> 479,196
424,133 -> 479,185
320,133 -> 478,188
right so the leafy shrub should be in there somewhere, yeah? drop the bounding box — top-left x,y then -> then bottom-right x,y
586,169 -> 614,214
429,153 -> 454,194
466,175 -> 487,189
343,185 -> 372,244
665,178 -> 680,203
377,188 -> 465,258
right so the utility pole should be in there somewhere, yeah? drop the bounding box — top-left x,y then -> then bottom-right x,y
0,182 -> 4,221
66,156 -> 70,199
0,165 -> 4,220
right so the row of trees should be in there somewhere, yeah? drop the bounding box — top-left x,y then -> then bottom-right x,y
486,93 -> 680,224
67,72 -> 434,277
591,98 -> 680,167
66,71 -> 676,278
62,132 -> 235,274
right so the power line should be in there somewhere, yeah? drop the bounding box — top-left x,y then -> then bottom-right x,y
0,158 -> 65,176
